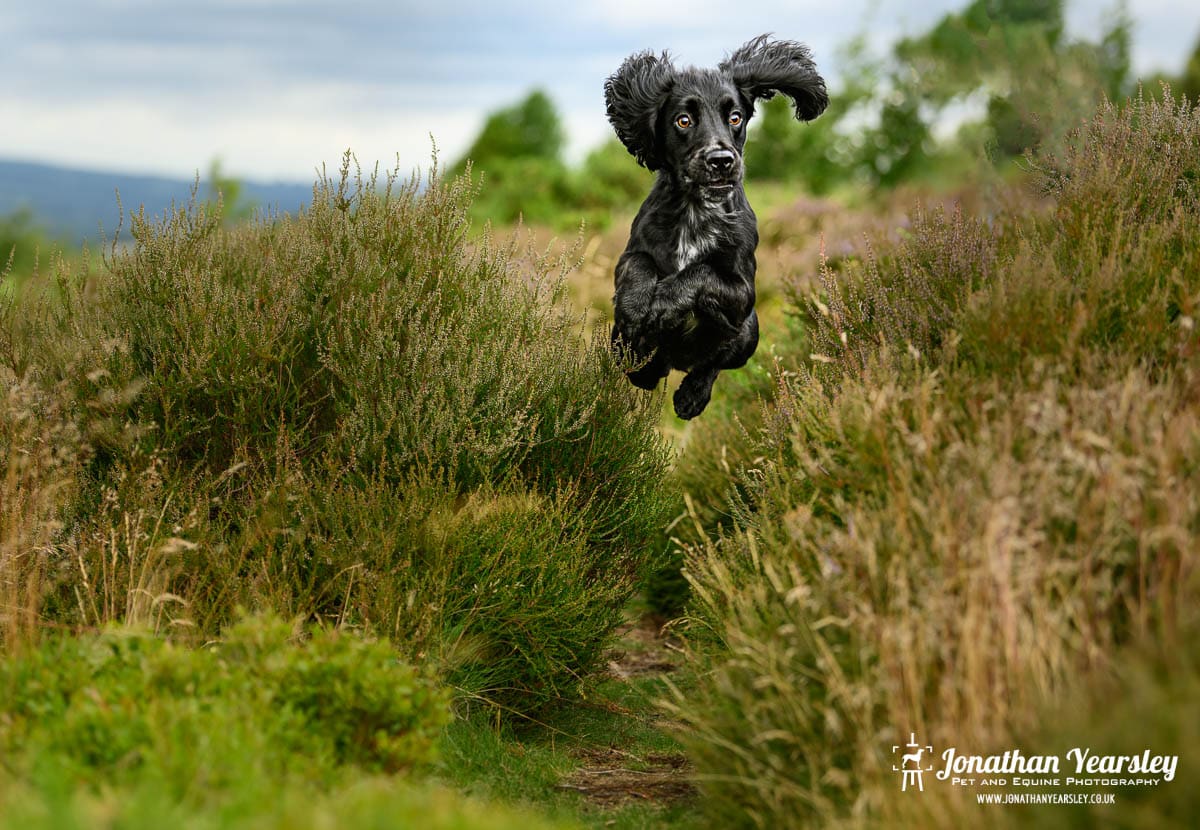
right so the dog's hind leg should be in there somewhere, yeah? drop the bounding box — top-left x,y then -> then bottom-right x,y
672,311 -> 759,419
718,309 -> 759,371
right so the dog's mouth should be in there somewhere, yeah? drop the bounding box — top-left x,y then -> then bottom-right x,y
703,182 -> 736,194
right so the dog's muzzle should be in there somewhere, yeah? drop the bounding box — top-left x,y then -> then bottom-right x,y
691,147 -> 742,194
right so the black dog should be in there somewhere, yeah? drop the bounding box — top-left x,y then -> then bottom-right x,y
605,35 -> 827,418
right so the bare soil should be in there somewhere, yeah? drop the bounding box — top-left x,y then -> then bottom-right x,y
556,618 -> 697,809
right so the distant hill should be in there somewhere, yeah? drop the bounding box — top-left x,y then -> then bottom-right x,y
0,159 -> 312,245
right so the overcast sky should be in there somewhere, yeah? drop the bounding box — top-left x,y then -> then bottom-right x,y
2,1 -> 1196,183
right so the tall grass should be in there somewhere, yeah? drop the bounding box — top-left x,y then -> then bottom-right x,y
669,89 -> 1200,828
1,154 -> 672,713
0,377 -> 86,647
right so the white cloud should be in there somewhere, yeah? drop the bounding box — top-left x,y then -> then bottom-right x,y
0,94 -> 480,182
0,0 -> 1196,182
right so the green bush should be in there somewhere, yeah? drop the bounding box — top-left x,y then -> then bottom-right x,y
667,90 -> 1200,828
451,91 -> 647,230
0,209 -> 55,286
0,616 -> 579,829
7,155 -> 672,714
0,615 -> 448,784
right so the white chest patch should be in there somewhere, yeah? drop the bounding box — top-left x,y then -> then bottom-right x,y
674,200 -> 731,272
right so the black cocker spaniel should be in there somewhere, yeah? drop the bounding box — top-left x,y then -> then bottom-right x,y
605,34 -> 827,418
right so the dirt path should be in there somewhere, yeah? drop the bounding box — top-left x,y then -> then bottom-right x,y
555,618 -> 697,810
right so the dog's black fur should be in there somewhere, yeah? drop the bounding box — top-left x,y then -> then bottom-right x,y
605,35 -> 827,418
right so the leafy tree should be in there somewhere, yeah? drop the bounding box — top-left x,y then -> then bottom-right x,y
451,91 -> 647,229
452,89 -> 566,174
1180,35 -> 1200,103
0,208 -> 53,283
205,159 -> 257,224
831,0 -> 1129,176
744,97 -> 852,193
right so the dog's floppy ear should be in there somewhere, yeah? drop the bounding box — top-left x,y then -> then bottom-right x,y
720,34 -> 828,122
605,50 -> 675,171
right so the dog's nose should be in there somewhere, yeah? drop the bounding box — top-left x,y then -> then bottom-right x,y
705,149 -> 736,174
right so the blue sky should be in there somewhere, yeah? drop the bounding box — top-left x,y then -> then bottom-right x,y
2,1 -> 1196,182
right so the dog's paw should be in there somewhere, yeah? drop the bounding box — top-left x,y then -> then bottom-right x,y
627,360 -> 667,390
696,294 -> 740,336
673,372 -> 716,419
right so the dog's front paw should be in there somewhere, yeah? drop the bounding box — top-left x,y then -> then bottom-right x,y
673,370 -> 717,419
696,293 -> 740,336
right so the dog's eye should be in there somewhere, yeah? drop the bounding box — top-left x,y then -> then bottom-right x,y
729,112 -> 743,127
675,114 -> 692,129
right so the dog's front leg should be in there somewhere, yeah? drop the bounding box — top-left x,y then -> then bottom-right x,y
616,252 -> 722,345
613,251 -> 667,354
659,262 -> 750,337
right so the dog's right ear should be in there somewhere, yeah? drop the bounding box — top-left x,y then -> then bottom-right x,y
605,50 -> 675,171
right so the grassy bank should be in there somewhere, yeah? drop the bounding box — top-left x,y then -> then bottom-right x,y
668,89 -> 1200,828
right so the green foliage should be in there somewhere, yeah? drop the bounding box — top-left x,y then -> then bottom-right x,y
668,90 -> 1200,828
0,209 -> 55,285
1180,35 -> 1200,103
894,0 -> 1131,161
454,90 -> 566,172
745,0 -> 1136,193
575,140 -> 654,214
744,97 -> 854,194
0,779 -> 577,830
452,93 -> 649,230
0,616 -> 578,829
0,614 -> 447,785
6,153 -> 672,714
204,158 -> 257,224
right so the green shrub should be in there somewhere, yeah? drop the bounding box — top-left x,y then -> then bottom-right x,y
668,90 -> 1200,828
0,778 -> 577,830
0,209 -> 55,286
0,615 -> 448,785
0,616 -> 579,829
7,155 -> 672,714
212,476 -> 643,709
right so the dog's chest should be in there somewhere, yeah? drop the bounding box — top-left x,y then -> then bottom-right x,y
673,202 -> 731,272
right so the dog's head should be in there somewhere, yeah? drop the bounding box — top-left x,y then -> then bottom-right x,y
605,34 -> 828,197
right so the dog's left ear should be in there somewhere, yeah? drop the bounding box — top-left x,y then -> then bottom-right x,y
720,34 -> 828,122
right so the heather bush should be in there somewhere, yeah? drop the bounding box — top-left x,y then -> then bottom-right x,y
4,155 -> 672,713
0,615 -> 447,785
670,90 -> 1200,828
0,616 -> 572,829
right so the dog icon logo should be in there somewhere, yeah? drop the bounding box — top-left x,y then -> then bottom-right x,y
892,733 -> 935,792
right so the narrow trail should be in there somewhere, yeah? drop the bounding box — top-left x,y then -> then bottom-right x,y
555,619 -> 698,810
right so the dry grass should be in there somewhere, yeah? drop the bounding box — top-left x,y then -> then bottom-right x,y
668,89 -> 1200,829
0,375 -> 85,647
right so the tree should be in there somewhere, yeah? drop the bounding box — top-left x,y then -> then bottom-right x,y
1179,35 -> 1200,103
205,159 -> 257,224
452,90 -> 566,174
888,0 -> 1129,162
